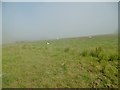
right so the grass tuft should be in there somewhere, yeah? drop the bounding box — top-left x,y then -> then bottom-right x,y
64,48 -> 70,53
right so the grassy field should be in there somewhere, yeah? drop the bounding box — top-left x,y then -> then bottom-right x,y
2,34 -> 118,88
0,45 -> 2,89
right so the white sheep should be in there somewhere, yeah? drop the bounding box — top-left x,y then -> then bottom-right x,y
47,42 -> 50,45
88,36 -> 92,38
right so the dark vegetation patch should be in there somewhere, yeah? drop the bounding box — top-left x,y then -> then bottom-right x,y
64,47 -> 70,53
81,47 -> 118,63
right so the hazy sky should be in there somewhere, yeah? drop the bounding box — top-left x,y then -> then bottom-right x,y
0,2 -> 2,44
2,2 -> 118,43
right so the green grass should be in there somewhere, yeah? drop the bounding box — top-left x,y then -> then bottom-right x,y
2,34 -> 118,88
0,45 -> 2,89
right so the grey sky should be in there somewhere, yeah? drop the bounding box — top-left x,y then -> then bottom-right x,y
2,2 -> 118,43
0,2 -> 2,44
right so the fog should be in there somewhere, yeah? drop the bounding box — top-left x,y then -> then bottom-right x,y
0,2 -> 2,44
2,2 -> 118,43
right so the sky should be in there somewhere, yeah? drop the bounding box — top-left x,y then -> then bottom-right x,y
0,2 -> 2,44
2,2 -> 118,43
1,0 -> 119,2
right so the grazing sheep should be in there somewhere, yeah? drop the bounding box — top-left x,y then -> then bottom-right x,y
88,36 -> 92,38
47,42 -> 50,45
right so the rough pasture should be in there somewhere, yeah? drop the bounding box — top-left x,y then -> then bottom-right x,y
2,34 -> 118,88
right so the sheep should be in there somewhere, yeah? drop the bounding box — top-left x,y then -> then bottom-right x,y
88,36 -> 92,38
46,42 -> 50,45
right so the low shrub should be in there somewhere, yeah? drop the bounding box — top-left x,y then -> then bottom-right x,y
89,47 -> 103,58
108,54 -> 118,61
64,47 -> 70,53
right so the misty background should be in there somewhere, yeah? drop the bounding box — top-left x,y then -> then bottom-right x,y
2,2 -> 118,43
0,2 -> 2,44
